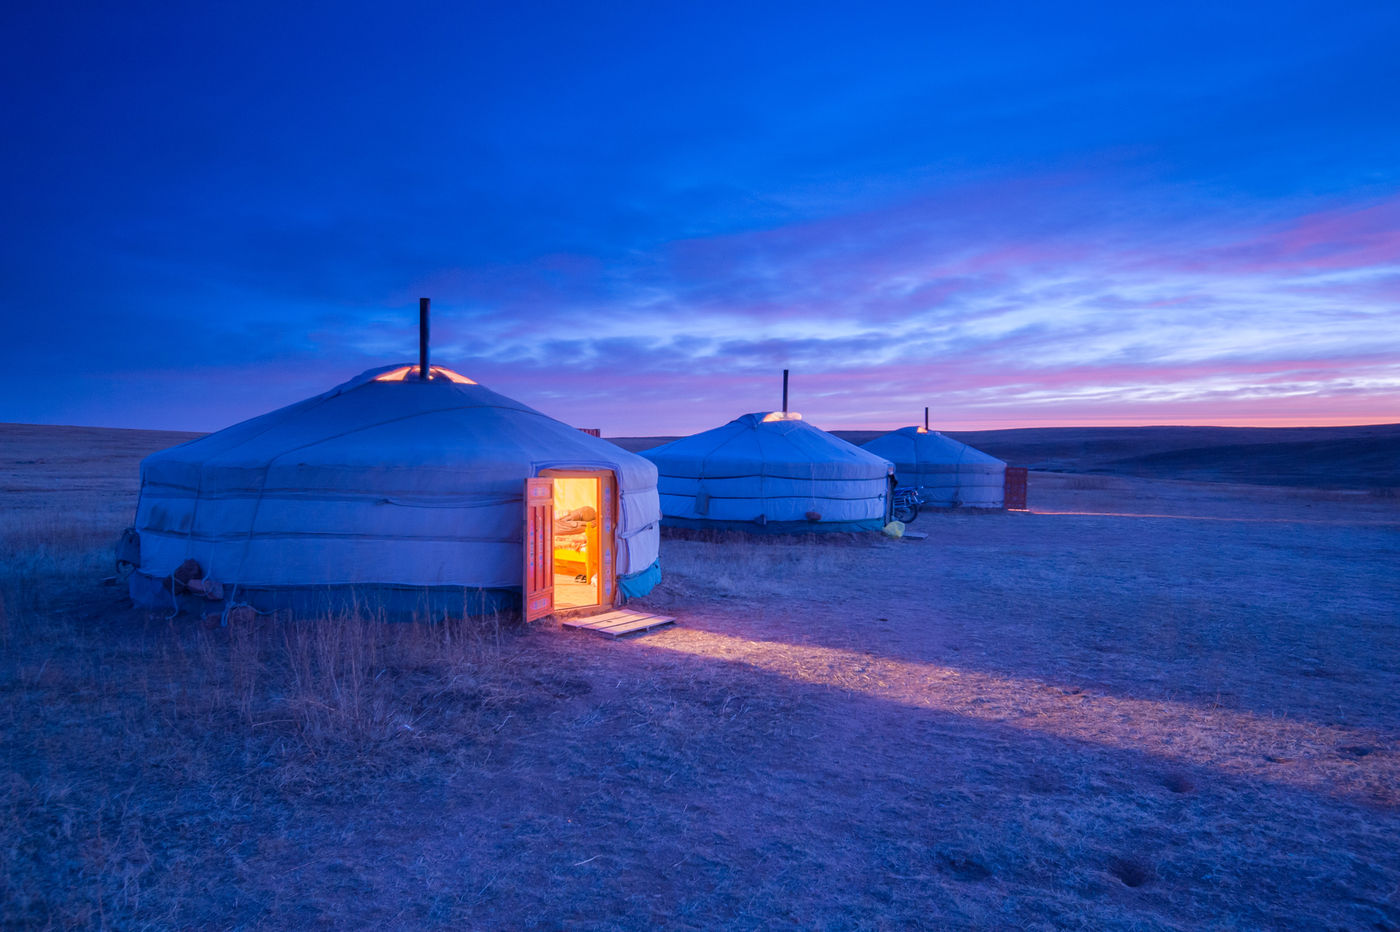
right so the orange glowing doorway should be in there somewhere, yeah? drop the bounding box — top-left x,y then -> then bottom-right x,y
523,469 -> 617,620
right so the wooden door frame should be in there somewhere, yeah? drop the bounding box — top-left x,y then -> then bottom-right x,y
523,477 -> 554,621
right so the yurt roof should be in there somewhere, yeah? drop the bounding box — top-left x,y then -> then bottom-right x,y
643,412 -> 893,479
142,364 -> 656,485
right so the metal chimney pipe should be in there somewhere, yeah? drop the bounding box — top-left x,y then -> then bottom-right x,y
418,298 -> 430,381
924,406 -> 929,431
782,369 -> 789,413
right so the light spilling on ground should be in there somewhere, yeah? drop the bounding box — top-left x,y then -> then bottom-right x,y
638,628 -> 1397,807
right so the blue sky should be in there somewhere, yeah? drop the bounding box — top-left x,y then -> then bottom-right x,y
2,1 -> 1398,434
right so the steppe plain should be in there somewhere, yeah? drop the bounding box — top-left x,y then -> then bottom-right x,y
2,422 -> 1398,930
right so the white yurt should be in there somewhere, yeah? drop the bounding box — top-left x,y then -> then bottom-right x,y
641,412 -> 894,532
127,363 -> 661,619
862,426 -> 1006,508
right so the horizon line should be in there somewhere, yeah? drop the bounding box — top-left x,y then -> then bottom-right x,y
6,417 -> 1398,437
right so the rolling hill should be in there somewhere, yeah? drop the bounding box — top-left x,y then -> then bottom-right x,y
615,424 -> 1400,489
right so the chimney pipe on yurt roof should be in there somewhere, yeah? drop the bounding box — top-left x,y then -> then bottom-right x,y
924,406 -> 929,432
418,297 -> 430,381
782,369 -> 789,414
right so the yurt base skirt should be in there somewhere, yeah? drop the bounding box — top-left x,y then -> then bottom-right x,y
129,561 -> 663,621
129,570 -> 521,621
618,559 -> 661,599
660,517 -> 885,534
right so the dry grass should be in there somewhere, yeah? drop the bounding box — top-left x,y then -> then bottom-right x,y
1,488 -> 523,926
0,587 -> 519,926
661,529 -> 881,599
0,503 -> 125,632
3,430 -> 1400,929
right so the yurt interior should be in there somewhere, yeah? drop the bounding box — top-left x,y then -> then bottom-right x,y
541,469 -> 617,611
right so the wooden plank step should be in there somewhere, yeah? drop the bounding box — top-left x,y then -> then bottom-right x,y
562,609 -> 676,638
589,616 -> 653,632
574,610 -> 634,626
571,615 -> 648,633
903,530 -> 928,540
561,608 -> 647,629
565,610 -> 674,632
596,617 -> 673,637
564,617 -> 674,638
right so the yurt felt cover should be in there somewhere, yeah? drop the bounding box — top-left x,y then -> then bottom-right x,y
642,412 -> 894,532
862,427 -> 1006,508
130,365 -> 661,614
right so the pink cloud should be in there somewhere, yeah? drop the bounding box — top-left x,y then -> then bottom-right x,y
1162,196 -> 1400,276
60,175 -> 1400,435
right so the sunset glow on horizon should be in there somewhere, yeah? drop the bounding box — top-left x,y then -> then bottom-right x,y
2,2 -> 1397,436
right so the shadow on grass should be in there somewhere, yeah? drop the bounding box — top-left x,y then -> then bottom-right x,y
643,515 -> 1400,734
627,626 -> 1399,807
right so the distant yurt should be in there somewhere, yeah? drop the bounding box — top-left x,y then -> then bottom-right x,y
641,412 -> 894,532
862,426 -> 1006,508
127,363 -> 661,620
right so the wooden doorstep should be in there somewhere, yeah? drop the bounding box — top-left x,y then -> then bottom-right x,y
561,608 -> 676,638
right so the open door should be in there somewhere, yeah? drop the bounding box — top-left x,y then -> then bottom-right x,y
599,471 -> 617,607
523,477 -> 554,621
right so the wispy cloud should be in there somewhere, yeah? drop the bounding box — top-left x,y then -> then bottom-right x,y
4,2 -> 1398,433
370,183 -> 1400,433
29,182 -> 1395,434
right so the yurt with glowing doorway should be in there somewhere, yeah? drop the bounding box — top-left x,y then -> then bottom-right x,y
641,411 -> 894,532
862,426 -> 1006,508
126,363 -> 661,619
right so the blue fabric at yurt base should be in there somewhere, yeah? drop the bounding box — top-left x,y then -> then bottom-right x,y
617,558 -> 662,600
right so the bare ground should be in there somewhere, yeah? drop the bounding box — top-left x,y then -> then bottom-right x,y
2,429 -> 1398,930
